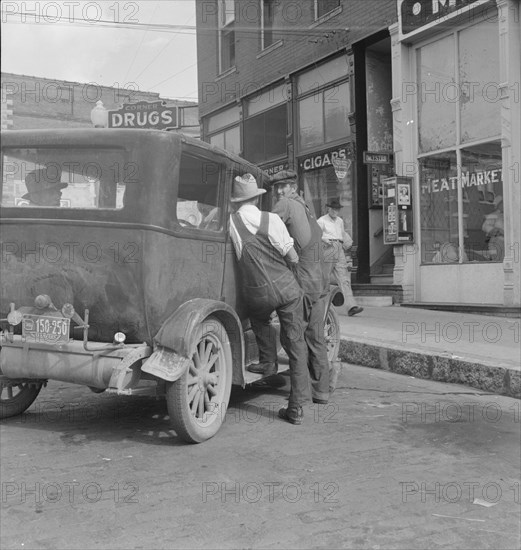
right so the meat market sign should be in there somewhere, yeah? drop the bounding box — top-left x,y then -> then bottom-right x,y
399,0 -> 493,39
108,101 -> 179,130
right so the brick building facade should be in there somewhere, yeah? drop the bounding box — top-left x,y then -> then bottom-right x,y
195,0 -> 521,307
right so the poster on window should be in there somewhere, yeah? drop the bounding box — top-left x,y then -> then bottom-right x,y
383,177 -> 414,245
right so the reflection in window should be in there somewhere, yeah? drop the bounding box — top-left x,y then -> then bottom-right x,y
416,14 -> 502,264
177,154 -> 223,231
302,158 -> 354,235
417,35 -> 456,153
419,153 -> 460,263
459,19 -> 500,143
1,148 -> 130,209
461,142 -> 503,262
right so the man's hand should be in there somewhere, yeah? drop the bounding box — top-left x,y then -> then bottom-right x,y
286,247 -> 299,264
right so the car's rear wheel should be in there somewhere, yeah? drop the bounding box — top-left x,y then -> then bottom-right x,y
0,377 -> 43,419
166,317 -> 232,443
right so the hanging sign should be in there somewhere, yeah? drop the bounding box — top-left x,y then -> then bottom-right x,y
332,158 -> 351,181
108,101 -> 179,130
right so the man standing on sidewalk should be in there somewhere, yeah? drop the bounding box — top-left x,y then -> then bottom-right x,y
267,169 -> 331,403
317,199 -> 363,317
229,173 -> 309,425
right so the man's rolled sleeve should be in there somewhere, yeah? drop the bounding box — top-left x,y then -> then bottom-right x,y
268,213 -> 295,256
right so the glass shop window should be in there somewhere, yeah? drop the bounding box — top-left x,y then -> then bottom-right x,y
416,13 -> 502,264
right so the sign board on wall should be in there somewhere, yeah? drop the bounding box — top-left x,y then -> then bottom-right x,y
108,101 -> 179,130
399,0 -> 492,39
299,144 -> 354,173
383,176 -> 414,245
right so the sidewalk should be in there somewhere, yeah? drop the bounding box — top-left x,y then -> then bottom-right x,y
336,305 -> 520,398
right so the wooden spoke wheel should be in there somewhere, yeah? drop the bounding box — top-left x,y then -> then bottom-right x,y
166,317 -> 232,443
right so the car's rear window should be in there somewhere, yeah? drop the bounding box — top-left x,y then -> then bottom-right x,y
1,147 -> 135,209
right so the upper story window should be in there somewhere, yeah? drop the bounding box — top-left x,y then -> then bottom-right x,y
261,0 -> 283,50
296,55 -> 352,152
206,104 -> 241,155
218,0 -> 236,73
315,0 -> 340,20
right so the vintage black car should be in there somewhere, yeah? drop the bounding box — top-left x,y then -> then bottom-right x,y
0,129 -> 340,443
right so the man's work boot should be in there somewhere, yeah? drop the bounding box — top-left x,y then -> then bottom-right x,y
247,362 -> 277,376
348,306 -> 364,317
278,406 -> 303,425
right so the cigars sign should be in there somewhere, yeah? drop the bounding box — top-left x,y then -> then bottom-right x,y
299,144 -> 353,174
399,0 -> 493,39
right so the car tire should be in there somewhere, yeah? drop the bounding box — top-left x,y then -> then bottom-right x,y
324,305 -> 340,362
166,317 -> 232,443
0,378 -> 43,419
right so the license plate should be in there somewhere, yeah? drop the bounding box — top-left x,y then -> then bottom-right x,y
22,314 -> 70,345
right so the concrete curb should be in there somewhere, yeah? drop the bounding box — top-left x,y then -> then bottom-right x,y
338,337 -> 521,399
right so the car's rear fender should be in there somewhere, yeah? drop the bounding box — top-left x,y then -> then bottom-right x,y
140,298 -> 246,386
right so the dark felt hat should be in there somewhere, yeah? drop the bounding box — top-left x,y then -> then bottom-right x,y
326,198 -> 342,209
269,169 -> 298,185
23,168 -> 66,199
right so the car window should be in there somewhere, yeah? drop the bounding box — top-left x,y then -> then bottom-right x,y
1,148 -> 132,209
177,154 -> 224,231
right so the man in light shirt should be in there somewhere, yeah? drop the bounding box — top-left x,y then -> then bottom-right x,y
229,173 -> 308,425
317,198 -> 363,317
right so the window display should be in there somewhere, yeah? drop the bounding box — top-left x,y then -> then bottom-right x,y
416,14 -> 502,264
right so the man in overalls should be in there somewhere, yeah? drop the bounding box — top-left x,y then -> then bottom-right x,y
229,174 -> 309,425
268,169 -> 331,404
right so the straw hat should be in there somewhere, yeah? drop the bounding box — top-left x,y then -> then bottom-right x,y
230,173 -> 266,203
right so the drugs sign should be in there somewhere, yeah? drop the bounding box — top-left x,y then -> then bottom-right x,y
108,101 -> 179,130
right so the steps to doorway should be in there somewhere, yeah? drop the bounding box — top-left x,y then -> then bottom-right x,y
352,283 -> 404,305
355,295 -> 393,307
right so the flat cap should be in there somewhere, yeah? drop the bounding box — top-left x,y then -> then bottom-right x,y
269,169 -> 298,185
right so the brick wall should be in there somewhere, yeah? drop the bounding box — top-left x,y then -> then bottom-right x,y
196,0 -> 398,116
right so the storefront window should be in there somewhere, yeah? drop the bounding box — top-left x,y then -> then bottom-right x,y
419,153 -> 459,263
299,144 -> 354,234
461,142 -> 503,261
417,35 -> 456,153
417,14 -> 502,264
459,21 -> 501,143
